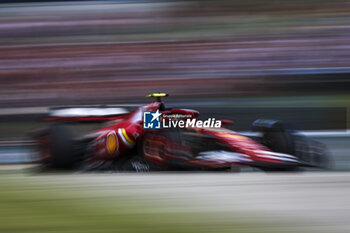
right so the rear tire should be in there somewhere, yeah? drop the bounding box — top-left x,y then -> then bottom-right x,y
35,124 -> 80,169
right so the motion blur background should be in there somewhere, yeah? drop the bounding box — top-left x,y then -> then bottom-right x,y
0,0 -> 349,138
0,1 -> 350,232
1,0 -> 350,135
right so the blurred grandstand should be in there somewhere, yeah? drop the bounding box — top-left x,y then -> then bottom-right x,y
0,0 -> 349,138
0,0 -> 349,104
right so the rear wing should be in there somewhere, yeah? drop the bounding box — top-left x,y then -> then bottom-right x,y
45,105 -> 138,122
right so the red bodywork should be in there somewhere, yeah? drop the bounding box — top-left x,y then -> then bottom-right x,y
85,102 -> 159,161
142,127 -> 298,170
60,100 -> 300,170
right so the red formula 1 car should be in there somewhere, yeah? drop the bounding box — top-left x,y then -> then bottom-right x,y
30,93 -> 330,172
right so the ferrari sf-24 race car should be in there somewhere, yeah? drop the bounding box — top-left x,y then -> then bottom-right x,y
30,93 -> 330,172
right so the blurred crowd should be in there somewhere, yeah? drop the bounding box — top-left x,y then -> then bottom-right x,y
0,0 -> 350,107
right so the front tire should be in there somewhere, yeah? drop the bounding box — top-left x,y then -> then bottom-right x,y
252,119 -> 295,155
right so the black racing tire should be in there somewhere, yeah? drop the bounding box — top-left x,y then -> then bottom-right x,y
51,124 -> 76,169
252,119 -> 301,172
34,124 -> 80,169
252,119 -> 296,155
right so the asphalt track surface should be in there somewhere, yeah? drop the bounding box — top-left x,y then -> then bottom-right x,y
6,172 -> 349,233
74,172 -> 350,232
97,172 -> 350,232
